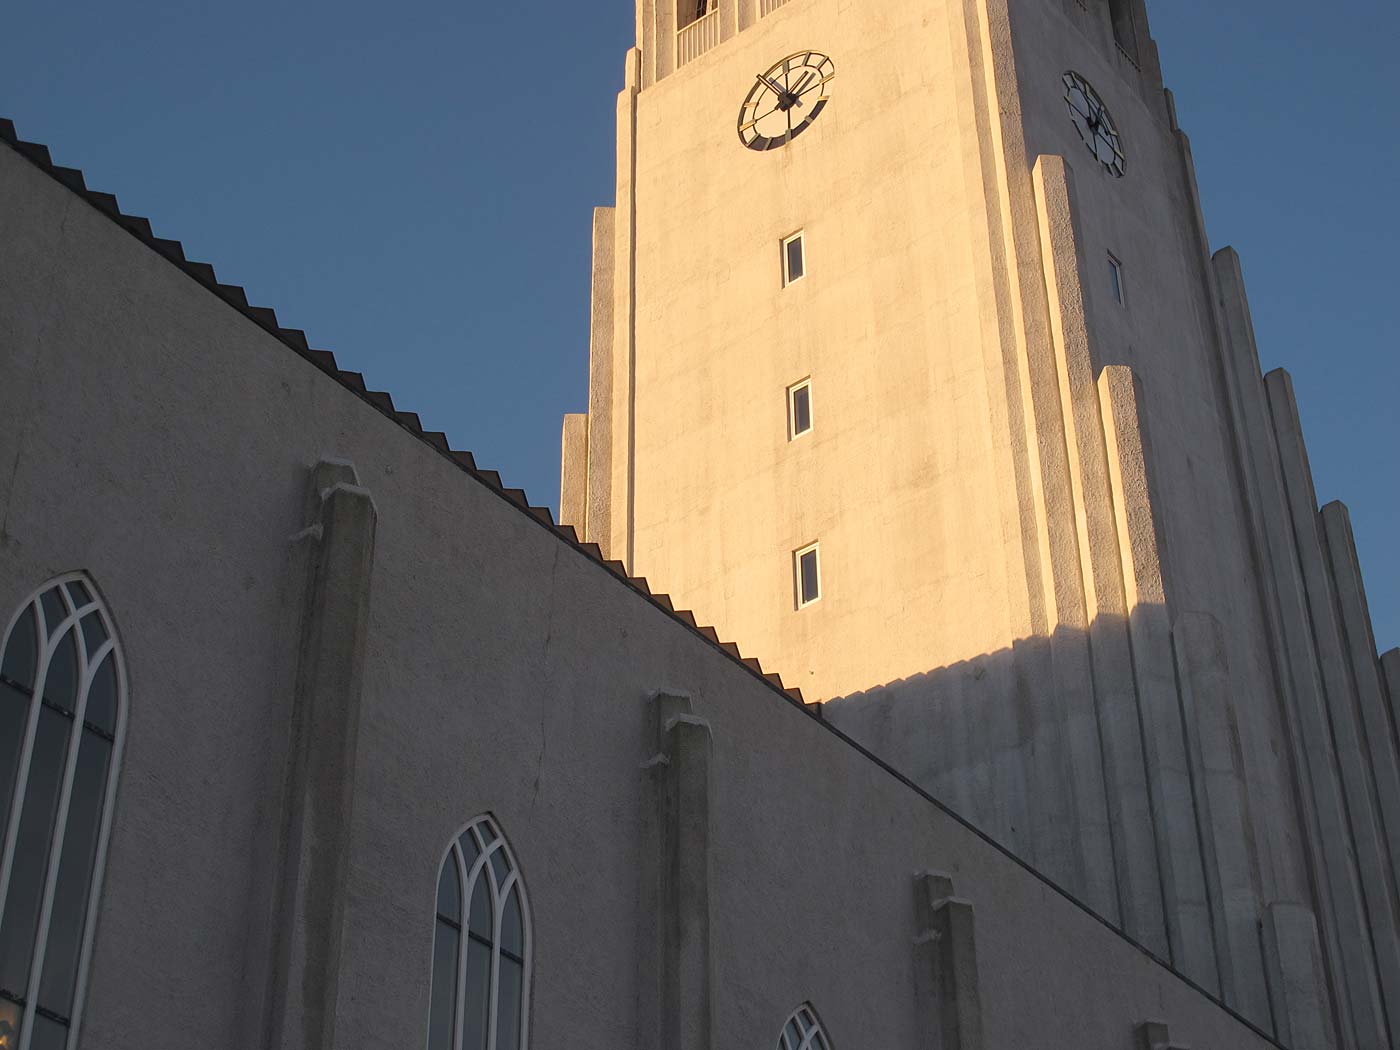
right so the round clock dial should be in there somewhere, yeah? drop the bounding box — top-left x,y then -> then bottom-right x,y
738,51 -> 836,151
1063,71 -> 1126,177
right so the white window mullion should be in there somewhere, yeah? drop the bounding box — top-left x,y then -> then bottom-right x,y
19,596 -> 95,1050
484,856 -> 502,1050
452,844 -> 469,1050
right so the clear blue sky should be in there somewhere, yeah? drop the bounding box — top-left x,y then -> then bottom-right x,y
3,0 -> 1395,647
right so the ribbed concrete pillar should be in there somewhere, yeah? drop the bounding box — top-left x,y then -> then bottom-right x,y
1319,502 -> 1400,883
264,461 -> 378,1050
655,692 -> 713,1050
1268,369 -> 1396,1047
1263,903 -> 1337,1050
611,53 -> 640,565
1171,612 -> 1270,1026
913,873 -> 984,1050
1033,156 -> 1165,958
1098,365 -> 1214,986
560,413 -> 589,537
1384,651 -> 1400,739
586,205 -> 616,551
1213,249 -> 1357,1050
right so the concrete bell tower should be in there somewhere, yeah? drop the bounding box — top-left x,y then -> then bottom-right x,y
561,2 -> 1400,1047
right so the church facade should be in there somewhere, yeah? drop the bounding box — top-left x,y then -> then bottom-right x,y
0,3 -> 1392,1050
560,0 -> 1400,1048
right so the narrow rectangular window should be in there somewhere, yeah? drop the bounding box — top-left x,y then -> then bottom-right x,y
787,379 -> 813,439
794,543 -> 821,608
1108,253 -> 1125,306
782,232 -> 806,286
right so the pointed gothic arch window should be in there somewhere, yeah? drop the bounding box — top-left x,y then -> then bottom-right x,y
426,815 -> 532,1050
0,575 -> 126,1050
777,1004 -> 831,1050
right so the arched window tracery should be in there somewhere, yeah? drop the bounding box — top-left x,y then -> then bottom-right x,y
777,1004 -> 831,1050
0,575 -> 126,1050
427,815 -> 531,1050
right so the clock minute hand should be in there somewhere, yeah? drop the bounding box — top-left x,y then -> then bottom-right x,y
758,73 -> 803,110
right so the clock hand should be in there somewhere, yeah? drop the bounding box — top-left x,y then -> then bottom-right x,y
757,73 -> 804,111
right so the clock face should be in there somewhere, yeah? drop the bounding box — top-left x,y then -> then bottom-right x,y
1063,71 -> 1126,177
738,51 -> 836,151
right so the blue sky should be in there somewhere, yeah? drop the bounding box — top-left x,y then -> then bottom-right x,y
3,0 -> 1395,646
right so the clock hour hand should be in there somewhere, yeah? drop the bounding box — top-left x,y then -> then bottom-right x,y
757,73 -> 804,110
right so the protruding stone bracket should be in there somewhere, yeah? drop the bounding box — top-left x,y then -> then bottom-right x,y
1133,1019 -> 1188,1050
652,690 -> 713,1050
913,873 -> 984,1050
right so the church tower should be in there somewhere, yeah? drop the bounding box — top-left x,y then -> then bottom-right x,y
560,2 -> 1400,1047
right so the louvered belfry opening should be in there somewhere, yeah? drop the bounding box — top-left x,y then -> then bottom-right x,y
1108,0 -> 1139,58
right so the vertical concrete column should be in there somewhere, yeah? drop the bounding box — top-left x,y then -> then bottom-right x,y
1032,155 -> 1165,958
1212,248 -> 1356,1049
560,413 -> 589,536
967,0 -> 1117,922
1268,369 -> 1397,1048
1320,501 -> 1400,883
655,0 -> 676,82
638,0 -> 657,88
656,692 -> 713,1050
1384,651 -> 1400,740
736,0 -> 757,31
1262,903 -> 1337,1050
611,52 -> 642,567
1097,365 -> 1215,988
946,0 -> 1071,893
913,873 -> 984,1050
264,461 -> 378,1050
719,0 -> 738,41
1171,611 -> 1271,1026
586,206 -> 616,550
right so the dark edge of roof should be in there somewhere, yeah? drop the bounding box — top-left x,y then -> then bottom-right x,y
0,118 -> 1284,1050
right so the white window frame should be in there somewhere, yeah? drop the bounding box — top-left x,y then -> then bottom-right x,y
1108,252 -> 1126,306
425,813 -> 533,1050
0,573 -> 127,1050
781,230 -> 807,287
794,542 -> 822,609
787,378 -> 814,441
777,1003 -> 832,1050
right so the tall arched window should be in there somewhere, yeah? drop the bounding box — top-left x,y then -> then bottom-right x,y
777,1004 -> 831,1050
0,575 -> 126,1050
427,815 -> 531,1050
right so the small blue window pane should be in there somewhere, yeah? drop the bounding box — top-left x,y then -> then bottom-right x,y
2,606 -> 39,689
79,613 -> 107,661
42,631 -> 79,712
791,385 -> 812,436
64,581 -> 91,609
468,873 -> 492,940
1109,256 -> 1124,304
39,590 -> 66,639
427,919 -> 459,1050
799,550 -> 820,605
437,853 -> 461,921
501,885 -> 524,958
489,845 -> 511,887
0,705 -> 71,996
27,1011 -> 68,1050
0,682 -> 32,855
497,955 -> 524,1049
83,655 -> 118,737
785,236 -> 805,284
38,731 -> 112,1017
462,937 -> 492,1050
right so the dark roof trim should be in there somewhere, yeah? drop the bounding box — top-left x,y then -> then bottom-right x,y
0,118 -> 1282,1049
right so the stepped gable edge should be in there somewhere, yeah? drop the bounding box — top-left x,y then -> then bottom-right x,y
0,120 -> 1291,1047
0,115 -> 803,707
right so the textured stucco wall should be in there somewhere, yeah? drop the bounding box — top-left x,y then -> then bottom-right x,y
0,140 -> 1281,1050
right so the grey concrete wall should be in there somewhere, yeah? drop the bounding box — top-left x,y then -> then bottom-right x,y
0,138 -> 1284,1050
